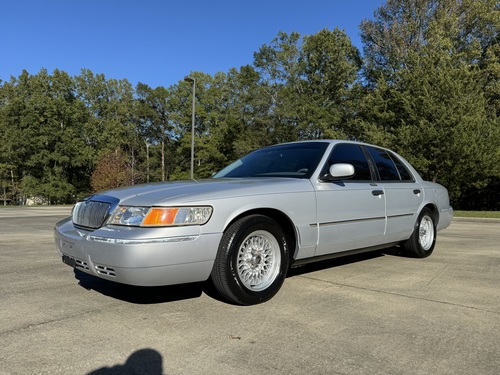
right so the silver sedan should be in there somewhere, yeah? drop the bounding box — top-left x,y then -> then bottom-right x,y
54,140 -> 453,305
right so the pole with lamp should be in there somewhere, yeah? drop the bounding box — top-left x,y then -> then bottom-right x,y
184,76 -> 196,179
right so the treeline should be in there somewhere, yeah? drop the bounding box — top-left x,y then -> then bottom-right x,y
1,0 -> 499,209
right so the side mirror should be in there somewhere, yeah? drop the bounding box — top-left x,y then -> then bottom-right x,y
320,163 -> 355,181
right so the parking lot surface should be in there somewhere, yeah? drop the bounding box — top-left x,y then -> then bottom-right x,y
0,207 -> 499,375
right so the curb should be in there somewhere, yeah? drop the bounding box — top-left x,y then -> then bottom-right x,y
452,216 -> 500,224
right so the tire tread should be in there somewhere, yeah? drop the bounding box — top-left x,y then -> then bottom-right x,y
210,214 -> 288,305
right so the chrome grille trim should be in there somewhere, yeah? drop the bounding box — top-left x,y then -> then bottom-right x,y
72,195 -> 120,230
73,201 -> 110,229
95,265 -> 116,277
75,258 -> 89,271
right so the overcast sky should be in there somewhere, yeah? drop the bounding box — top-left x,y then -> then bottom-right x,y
1,0 -> 385,88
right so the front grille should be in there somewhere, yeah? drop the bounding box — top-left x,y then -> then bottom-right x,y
73,200 -> 112,229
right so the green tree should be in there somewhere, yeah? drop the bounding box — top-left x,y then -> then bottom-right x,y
359,0 -> 500,205
360,0 -> 499,84
222,65 -> 279,156
0,69 -> 94,203
75,69 -> 140,189
297,28 -> 362,139
136,83 -> 179,181
75,69 -> 136,157
168,72 -> 233,179
253,31 -> 303,143
253,29 -> 362,141
0,79 -> 21,203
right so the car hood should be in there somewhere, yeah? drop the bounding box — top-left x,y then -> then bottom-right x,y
96,178 -> 314,206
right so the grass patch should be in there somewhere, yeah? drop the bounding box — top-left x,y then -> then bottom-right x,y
454,211 -> 500,219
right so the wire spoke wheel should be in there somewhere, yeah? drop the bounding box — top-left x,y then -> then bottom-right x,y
236,230 -> 281,291
211,215 -> 289,305
404,208 -> 436,258
419,215 -> 435,251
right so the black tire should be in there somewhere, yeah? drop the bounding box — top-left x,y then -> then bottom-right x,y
210,214 -> 289,305
404,208 -> 437,258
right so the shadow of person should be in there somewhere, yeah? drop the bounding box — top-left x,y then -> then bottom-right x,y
87,348 -> 163,374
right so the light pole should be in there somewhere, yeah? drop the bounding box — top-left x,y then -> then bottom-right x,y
184,76 -> 196,179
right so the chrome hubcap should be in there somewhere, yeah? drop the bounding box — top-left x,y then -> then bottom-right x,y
419,215 -> 434,251
237,230 -> 280,291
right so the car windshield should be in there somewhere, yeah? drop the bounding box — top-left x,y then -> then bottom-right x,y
213,142 -> 329,179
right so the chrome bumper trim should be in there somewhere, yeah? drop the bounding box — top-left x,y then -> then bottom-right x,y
86,234 -> 199,245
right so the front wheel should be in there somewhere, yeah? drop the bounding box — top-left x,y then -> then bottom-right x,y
210,215 -> 289,305
404,208 -> 436,258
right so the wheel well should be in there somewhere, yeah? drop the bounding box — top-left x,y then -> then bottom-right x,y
226,209 -> 297,262
423,203 -> 439,223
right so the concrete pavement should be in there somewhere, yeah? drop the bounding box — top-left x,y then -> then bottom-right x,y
0,207 -> 498,374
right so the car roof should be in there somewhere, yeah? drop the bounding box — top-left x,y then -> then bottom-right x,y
267,139 -> 370,148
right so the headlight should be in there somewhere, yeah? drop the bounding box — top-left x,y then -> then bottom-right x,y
109,206 -> 213,227
110,206 -> 149,226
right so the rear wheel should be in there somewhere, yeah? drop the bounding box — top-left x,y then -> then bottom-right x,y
210,215 -> 289,305
404,208 -> 436,258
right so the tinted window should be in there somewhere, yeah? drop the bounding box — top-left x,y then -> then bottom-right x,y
213,142 -> 329,179
322,144 -> 372,181
366,147 -> 400,181
390,153 -> 414,181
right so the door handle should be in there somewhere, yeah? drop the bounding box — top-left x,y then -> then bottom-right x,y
372,190 -> 384,196
413,189 -> 421,195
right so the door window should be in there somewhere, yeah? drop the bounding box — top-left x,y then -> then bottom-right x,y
389,152 -> 414,181
366,147 -> 401,181
322,144 -> 372,181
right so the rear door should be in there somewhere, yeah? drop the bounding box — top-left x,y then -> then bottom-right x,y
365,146 -> 423,241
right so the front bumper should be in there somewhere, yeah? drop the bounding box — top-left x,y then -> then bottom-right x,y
54,217 -> 222,286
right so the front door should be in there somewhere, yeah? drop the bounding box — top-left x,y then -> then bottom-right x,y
314,143 -> 386,256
